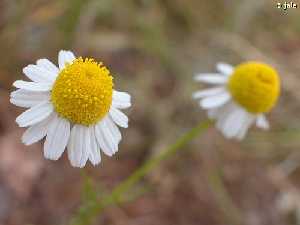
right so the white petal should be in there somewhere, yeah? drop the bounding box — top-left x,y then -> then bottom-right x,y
22,113 -> 54,145
194,73 -> 228,84
215,103 -> 255,140
207,101 -> 233,120
112,101 -> 131,109
13,80 -> 52,92
44,115 -> 70,160
216,62 -> 234,76
200,92 -> 231,109
216,105 -> 234,136
95,117 -> 119,156
109,107 -> 129,128
216,103 -> 235,130
105,116 -> 122,144
236,113 -> 255,140
256,114 -> 269,130
23,64 -> 56,83
36,59 -> 59,75
113,91 -> 131,102
193,87 -> 225,99
16,102 -> 53,127
220,108 -> 246,139
67,125 -> 89,168
88,127 -> 101,166
10,89 -> 50,108
112,90 -> 131,109
95,128 -> 113,157
58,50 -> 76,70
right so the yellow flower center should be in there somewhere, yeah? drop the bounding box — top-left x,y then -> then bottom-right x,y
227,62 -> 280,114
51,57 -> 113,126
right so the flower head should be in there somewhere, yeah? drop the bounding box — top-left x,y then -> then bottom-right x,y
11,50 -> 131,167
51,57 -> 113,125
193,62 -> 280,140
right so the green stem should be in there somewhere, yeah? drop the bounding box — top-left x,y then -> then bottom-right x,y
207,167 -> 242,225
69,120 -> 212,225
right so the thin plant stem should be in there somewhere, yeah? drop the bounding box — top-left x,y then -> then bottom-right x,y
69,120 -> 212,225
207,167 -> 242,225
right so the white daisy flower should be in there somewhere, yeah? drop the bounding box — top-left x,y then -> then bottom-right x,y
10,50 -> 131,168
193,62 -> 280,140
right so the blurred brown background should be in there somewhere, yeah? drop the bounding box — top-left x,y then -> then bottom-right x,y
0,0 -> 300,225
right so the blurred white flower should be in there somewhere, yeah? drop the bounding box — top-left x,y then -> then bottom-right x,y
10,50 -> 131,168
193,62 -> 280,140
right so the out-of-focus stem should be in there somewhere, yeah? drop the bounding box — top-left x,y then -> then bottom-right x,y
207,167 -> 242,225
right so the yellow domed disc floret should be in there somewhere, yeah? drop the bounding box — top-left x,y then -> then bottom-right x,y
51,57 -> 113,126
227,62 -> 280,114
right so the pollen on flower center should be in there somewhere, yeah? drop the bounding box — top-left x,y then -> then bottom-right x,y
51,57 -> 113,126
227,62 -> 280,114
